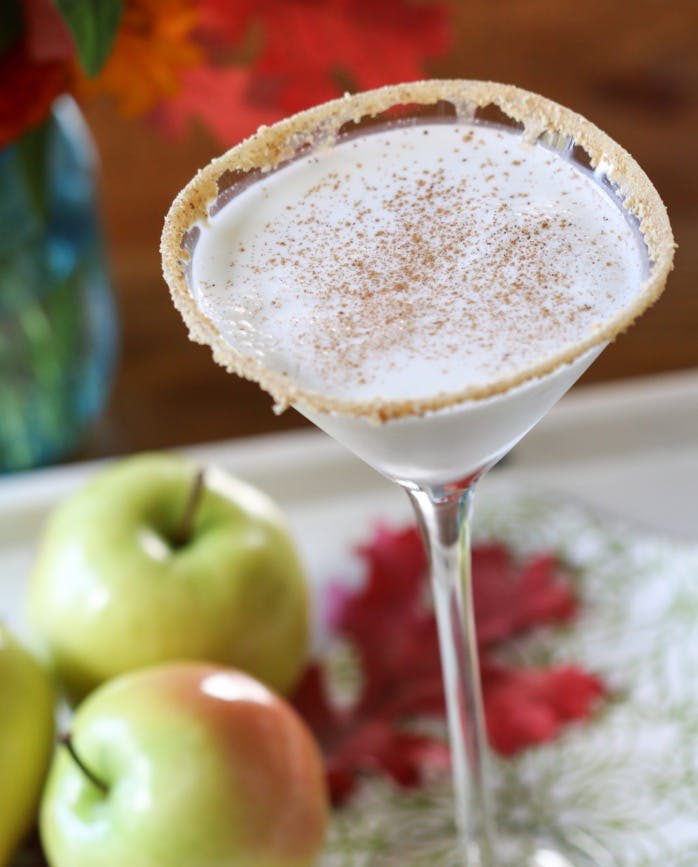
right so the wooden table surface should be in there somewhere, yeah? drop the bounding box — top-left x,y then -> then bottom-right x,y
79,0 -> 698,461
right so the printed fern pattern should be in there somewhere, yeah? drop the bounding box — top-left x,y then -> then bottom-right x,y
320,495 -> 698,865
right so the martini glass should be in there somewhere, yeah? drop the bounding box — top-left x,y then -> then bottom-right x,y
162,81 -> 674,866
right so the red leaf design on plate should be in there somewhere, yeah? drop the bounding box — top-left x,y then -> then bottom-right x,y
292,525 -> 606,804
473,544 -> 578,646
482,661 -> 606,755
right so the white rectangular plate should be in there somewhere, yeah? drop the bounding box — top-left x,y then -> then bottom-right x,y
2,370 -> 698,865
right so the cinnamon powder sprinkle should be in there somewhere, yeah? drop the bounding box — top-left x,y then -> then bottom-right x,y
162,80 -> 674,421
191,123 -> 649,401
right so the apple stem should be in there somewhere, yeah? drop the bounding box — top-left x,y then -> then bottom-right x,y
59,733 -> 108,793
173,469 -> 205,548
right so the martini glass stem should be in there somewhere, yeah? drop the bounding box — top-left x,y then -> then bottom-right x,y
407,481 -> 495,867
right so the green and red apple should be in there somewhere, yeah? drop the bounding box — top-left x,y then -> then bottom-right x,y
0,623 -> 55,866
40,662 -> 328,867
28,453 -> 310,702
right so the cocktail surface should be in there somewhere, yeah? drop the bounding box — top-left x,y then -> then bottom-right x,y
191,122 -> 646,403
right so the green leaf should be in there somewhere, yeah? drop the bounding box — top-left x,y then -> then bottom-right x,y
51,0 -> 124,76
16,119 -> 52,224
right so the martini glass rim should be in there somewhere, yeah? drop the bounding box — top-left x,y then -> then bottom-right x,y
161,78 -> 675,424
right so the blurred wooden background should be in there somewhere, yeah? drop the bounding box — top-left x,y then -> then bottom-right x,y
80,0 -> 698,460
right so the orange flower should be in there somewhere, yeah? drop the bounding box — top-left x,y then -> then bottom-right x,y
76,0 -> 203,117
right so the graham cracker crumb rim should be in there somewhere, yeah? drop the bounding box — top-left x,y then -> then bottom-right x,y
161,79 -> 675,424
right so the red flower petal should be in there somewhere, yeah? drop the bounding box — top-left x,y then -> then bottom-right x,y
22,0 -> 75,63
194,0 -> 258,49
0,46 -> 71,149
154,64 -> 278,144
255,0 -> 451,114
157,0 -> 452,144
0,0 -> 75,147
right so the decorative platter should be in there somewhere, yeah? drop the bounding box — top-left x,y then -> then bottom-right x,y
2,431 -> 697,866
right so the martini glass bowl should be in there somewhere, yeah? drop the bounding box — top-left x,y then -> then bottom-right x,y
162,81 -> 674,866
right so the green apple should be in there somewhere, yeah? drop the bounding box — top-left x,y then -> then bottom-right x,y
41,662 -> 328,867
0,624 -> 55,866
28,453 -> 310,702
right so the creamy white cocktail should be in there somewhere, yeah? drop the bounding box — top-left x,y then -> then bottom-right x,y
189,121 -> 646,481
163,81 -> 673,865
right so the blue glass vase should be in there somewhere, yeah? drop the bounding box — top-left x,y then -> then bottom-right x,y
0,98 -> 118,473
